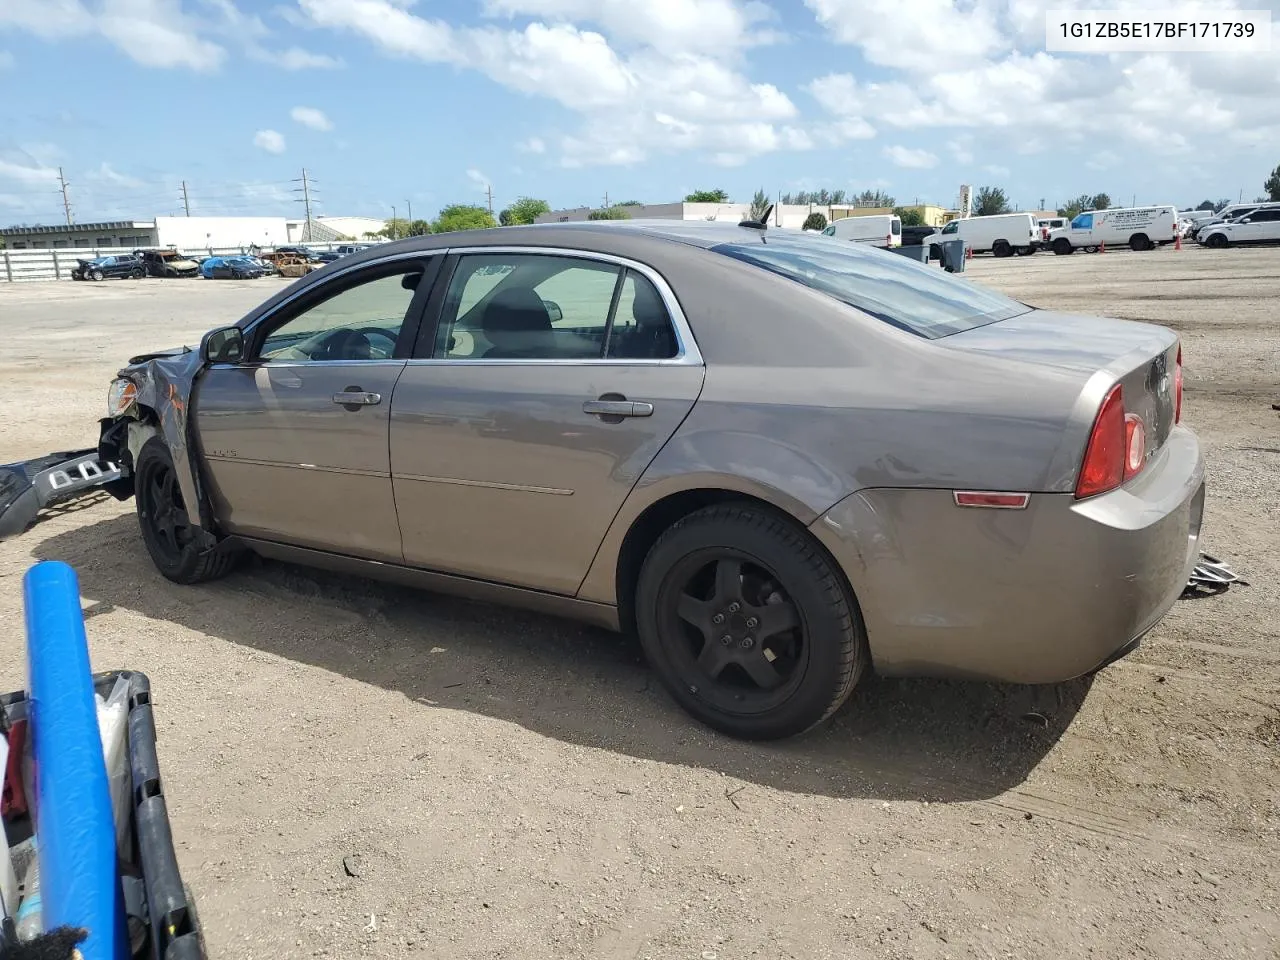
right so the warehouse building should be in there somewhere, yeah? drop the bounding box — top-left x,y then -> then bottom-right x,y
0,215 -> 386,251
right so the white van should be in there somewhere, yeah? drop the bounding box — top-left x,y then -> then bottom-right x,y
925,213 -> 1040,257
1047,205 -> 1178,253
1037,217 -> 1068,242
822,215 -> 902,248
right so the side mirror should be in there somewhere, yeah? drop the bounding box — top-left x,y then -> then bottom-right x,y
542,299 -> 563,322
1240,218 -> 1251,224
201,326 -> 244,364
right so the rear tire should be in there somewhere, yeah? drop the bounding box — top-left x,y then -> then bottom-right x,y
135,438 -> 237,585
992,240 -> 1012,258
1204,233 -> 1228,249
1016,245 -> 1036,256
635,503 -> 867,740
1052,238 -> 1072,255
1129,233 -> 1152,252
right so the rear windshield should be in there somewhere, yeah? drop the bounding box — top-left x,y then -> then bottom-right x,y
712,233 -> 1032,338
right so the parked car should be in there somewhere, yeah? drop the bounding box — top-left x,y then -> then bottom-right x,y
1190,202 -> 1280,241
926,213 -> 1040,257
274,245 -> 322,262
135,249 -> 200,278
201,256 -> 267,279
336,243 -> 375,255
900,225 -> 939,246
821,214 -> 902,248
2,221 -> 1204,741
1048,205 -> 1179,253
1197,207 -> 1280,247
70,254 -> 144,281
314,250 -> 343,264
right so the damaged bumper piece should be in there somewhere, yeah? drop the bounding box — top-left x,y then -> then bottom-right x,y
0,447 -> 129,539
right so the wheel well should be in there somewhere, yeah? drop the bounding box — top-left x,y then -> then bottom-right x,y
613,489 -> 807,637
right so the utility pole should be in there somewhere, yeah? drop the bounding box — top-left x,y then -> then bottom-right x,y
58,167 -> 73,225
181,180 -> 191,217
485,184 -> 494,216
603,191 -> 609,209
406,199 -> 412,224
292,168 -> 317,240
391,205 -> 397,239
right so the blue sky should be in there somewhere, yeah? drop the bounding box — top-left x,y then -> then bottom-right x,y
1,0 -> 1278,225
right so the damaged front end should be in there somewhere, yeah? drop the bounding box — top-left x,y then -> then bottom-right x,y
0,345 -> 217,551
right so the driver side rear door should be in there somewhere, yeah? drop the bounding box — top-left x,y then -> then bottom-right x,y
193,255 -> 440,561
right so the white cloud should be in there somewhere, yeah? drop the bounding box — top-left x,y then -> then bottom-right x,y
96,0 -> 226,70
298,0 -> 808,167
883,145 -> 938,169
518,137 -> 546,154
0,158 -> 61,187
272,46 -> 343,69
804,0 -> 1005,71
253,129 -> 287,153
88,162 -> 146,187
947,137 -> 974,164
983,164 -> 1011,178
0,50 -> 14,69
291,106 -> 334,130
467,168 -> 491,189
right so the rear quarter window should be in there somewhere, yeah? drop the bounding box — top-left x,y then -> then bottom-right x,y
713,235 -> 1030,339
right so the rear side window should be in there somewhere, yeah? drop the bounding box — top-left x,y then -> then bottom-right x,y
891,219 -> 901,235
712,234 -> 1031,339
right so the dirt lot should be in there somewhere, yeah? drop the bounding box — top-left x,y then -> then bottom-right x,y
1,250 -> 1277,960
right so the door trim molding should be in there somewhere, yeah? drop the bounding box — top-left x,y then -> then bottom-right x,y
395,473 -> 573,496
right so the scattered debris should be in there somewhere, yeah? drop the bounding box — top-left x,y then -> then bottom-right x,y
1196,869 -> 1222,887
343,855 -> 363,878
725,785 -> 746,810
363,914 -> 378,934
1184,553 -> 1243,595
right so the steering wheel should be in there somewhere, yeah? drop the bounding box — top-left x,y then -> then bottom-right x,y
313,327 -> 399,361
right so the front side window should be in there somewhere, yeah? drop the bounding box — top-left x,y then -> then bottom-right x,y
259,266 -> 424,362
713,233 -> 1031,339
434,253 -> 677,360
940,221 -> 958,234
822,226 -> 835,236
1071,213 -> 1093,229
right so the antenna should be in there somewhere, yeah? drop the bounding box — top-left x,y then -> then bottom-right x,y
58,167 -> 73,225
292,168 -> 318,241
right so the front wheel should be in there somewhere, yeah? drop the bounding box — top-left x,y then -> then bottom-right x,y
635,503 -> 867,740
135,438 -> 237,585
1204,233 -> 1228,249
91,269 -> 105,281
1016,245 -> 1036,256
130,268 -> 144,279
1052,238 -> 1073,255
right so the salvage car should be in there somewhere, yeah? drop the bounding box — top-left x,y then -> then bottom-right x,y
0,221 -> 1205,740
70,254 -> 144,281
135,248 -> 201,278
200,255 -> 268,279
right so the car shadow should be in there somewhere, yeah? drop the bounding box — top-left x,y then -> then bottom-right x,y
36,513 -> 1094,804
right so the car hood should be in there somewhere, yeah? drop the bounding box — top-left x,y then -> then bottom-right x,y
164,259 -> 199,269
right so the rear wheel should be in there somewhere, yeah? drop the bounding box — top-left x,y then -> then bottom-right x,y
1052,238 -> 1073,255
135,438 -> 236,585
1016,245 -> 1036,256
635,503 -> 866,740
992,240 -> 1012,258
1129,233 -> 1152,251
1204,233 -> 1228,249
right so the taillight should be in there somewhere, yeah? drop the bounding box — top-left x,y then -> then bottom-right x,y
1174,344 -> 1183,423
1075,384 -> 1126,498
1123,413 -> 1145,479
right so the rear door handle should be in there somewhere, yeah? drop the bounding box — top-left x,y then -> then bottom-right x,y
332,390 -> 382,406
582,399 -> 654,418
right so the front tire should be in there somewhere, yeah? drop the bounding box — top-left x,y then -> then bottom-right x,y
91,269 -> 104,281
135,438 -> 236,585
1052,238 -> 1073,255
1204,233 -> 1228,249
1016,245 -> 1036,256
635,503 -> 867,740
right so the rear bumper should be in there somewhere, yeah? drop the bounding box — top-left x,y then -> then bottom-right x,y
0,443 -> 128,540
811,425 -> 1205,683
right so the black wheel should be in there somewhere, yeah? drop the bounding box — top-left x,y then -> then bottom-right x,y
1129,233 -> 1151,252
1204,233 -> 1228,249
635,503 -> 867,740
1016,245 -> 1036,256
1052,238 -> 1072,255
130,268 -> 144,279
992,240 -> 1012,258
91,269 -> 105,281
135,438 -> 236,584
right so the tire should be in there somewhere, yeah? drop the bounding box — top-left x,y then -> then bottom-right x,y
634,502 -> 867,740
1129,233 -> 1152,252
1016,245 -> 1036,256
992,240 -> 1012,258
130,268 -> 144,279
1204,233 -> 1228,249
91,269 -> 104,281
1052,238 -> 1073,256
1085,246 -> 1098,254
134,438 -> 236,585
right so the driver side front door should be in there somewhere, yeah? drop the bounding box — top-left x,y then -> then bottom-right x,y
193,256 -> 438,562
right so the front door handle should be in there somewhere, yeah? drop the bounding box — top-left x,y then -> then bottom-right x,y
333,389 -> 382,407
583,399 -> 654,418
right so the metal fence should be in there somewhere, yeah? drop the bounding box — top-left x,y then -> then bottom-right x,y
0,242 -> 356,283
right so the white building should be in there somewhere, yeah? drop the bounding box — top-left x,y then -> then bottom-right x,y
535,201 -> 829,230
0,214 -> 387,251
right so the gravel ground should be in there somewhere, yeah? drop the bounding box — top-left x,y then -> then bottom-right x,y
1,248 -> 1277,960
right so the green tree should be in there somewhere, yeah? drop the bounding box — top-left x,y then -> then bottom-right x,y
617,200 -> 643,206
802,212 -> 828,231
1195,200 -> 1217,211
974,186 -> 1011,216
432,204 -> 497,233
406,219 -> 432,237
376,217 -> 412,239
685,188 -> 729,203
893,206 -> 925,226
749,188 -> 771,221
1265,163 -> 1280,201
499,196 -> 551,226
780,189 -> 848,205
853,189 -> 895,207
1090,193 -> 1112,211
587,205 -> 632,220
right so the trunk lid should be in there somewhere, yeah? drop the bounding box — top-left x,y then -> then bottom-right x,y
943,308 -> 1180,453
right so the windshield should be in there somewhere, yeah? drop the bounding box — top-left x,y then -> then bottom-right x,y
712,233 -> 1031,338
